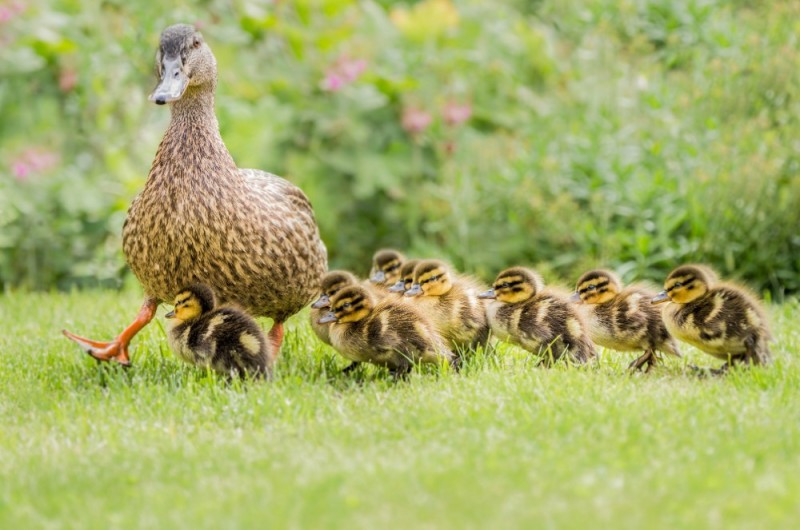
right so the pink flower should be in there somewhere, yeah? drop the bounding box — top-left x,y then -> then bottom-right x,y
59,68 -> 78,93
322,72 -> 345,92
0,7 -> 13,23
321,56 -> 367,92
442,101 -> 472,126
339,58 -> 366,83
0,0 -> 24,23
401,107 -> 432,135
9,148 -> 59,182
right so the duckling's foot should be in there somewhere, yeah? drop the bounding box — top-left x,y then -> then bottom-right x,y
267,322 -> 284,358
628,351 -> 657,373
342,362 -> 360,374
62,298 -> 158,366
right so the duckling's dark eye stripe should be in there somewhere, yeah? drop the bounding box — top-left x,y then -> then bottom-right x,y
384,263 -> 401,272
496,280 -> 523,289
421,274 -> 443,285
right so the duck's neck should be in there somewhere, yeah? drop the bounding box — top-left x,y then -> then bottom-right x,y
149,85 -> 239,185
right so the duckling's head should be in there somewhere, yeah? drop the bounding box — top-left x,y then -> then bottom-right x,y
369,249 -> 405,285
165,284 -> 216,322
479,267 -> 543,304
572,269 -> 622,304
150,24 -> 217,106
312,270 -> 360,309
652,264 -> 716,305
320,285 -> 375,324
405,260 -> 452,297
388,259 -> 420,293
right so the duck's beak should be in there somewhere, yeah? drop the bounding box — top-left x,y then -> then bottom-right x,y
165,310 -> 176,319
318,312 -> 338,324
311,294 -> 330,309
477,289 -> 496,300
149,57 -> 189,105
369,270 -> 385,283
404,283 -> 423,297
569,292 -> 582,304
388,281 -> 407,293
651,291 -> 670,304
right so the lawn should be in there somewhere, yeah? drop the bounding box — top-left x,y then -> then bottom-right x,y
1,289 -> 799,529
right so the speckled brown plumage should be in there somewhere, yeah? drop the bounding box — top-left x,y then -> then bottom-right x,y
123,24 -> 326,322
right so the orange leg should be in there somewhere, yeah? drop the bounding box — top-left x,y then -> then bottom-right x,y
267,321 -> 285,359
62,298 -> 159,366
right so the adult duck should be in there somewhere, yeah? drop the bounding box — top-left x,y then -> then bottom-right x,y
63,24 -> 327,364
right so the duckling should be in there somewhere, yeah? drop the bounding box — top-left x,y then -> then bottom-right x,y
387,259 -> 420,294
571,269 -> 681,371
480,267 -> 595,365
166,284 -> 273,379
369,249 -> 405,287
310,270 -> 387,347
320,285 -> 454,378
652,264 -> 771,372
404,260 -> 490,360
63,24 -> 326,365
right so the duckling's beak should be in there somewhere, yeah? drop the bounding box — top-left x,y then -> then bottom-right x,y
311,294 -> 330,309
388,281 -> 407,293
651,291 -> 670,304
569,292 -> 582,304
149,57 -> 189,105
404,283 -> 423,297
477,289 -> 496,300
369,270 -> 386,283
318,312 -> 338,324
165,310 -> 176,319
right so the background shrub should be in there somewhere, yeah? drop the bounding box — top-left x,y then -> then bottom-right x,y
1,0 -> 799,295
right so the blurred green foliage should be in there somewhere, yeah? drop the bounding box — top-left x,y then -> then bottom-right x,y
1,0 -> 799,295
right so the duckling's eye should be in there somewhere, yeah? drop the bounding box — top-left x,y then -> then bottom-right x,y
499,282 -> 510,289
588,284 -> 596,291
342,302 -> 352,309
673,282 -> 683,288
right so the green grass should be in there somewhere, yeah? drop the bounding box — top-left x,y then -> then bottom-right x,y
1,289 -> 799,529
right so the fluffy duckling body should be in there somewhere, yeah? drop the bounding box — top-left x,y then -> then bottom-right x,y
166,284 -> 273,379
572,269 -> 681,371
63,24 -> 326,364
481,267 -> 595,365
653,265 -> 771,370
321,285 -> 454,377
404,260 -> 490,357
369,249 -> 405,288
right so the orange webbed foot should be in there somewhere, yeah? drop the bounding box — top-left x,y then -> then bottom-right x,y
62,329 -> 131,365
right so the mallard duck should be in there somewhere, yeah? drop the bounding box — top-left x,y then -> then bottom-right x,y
403,259 -> 490,360
320,285 -> 454,377
368,249 -> 405,287
387,259 -> 420,294
480,267 -> 595,365
652,264 -> 771,372
571,269 -> 681,371
166,284 -> 272,379
63,24 -> 327,365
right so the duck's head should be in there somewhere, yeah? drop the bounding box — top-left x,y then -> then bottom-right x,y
571,269 -> 621,304
165,284 -> 216,322
150,24 -> 217,106
311,270 -> 360,309
479,267 -> 543,304
652,264 -> 717,305
319,285 -> 374,324
388,259 -> 420,293
369,249 -> 405,285
405,260 -> 452,297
